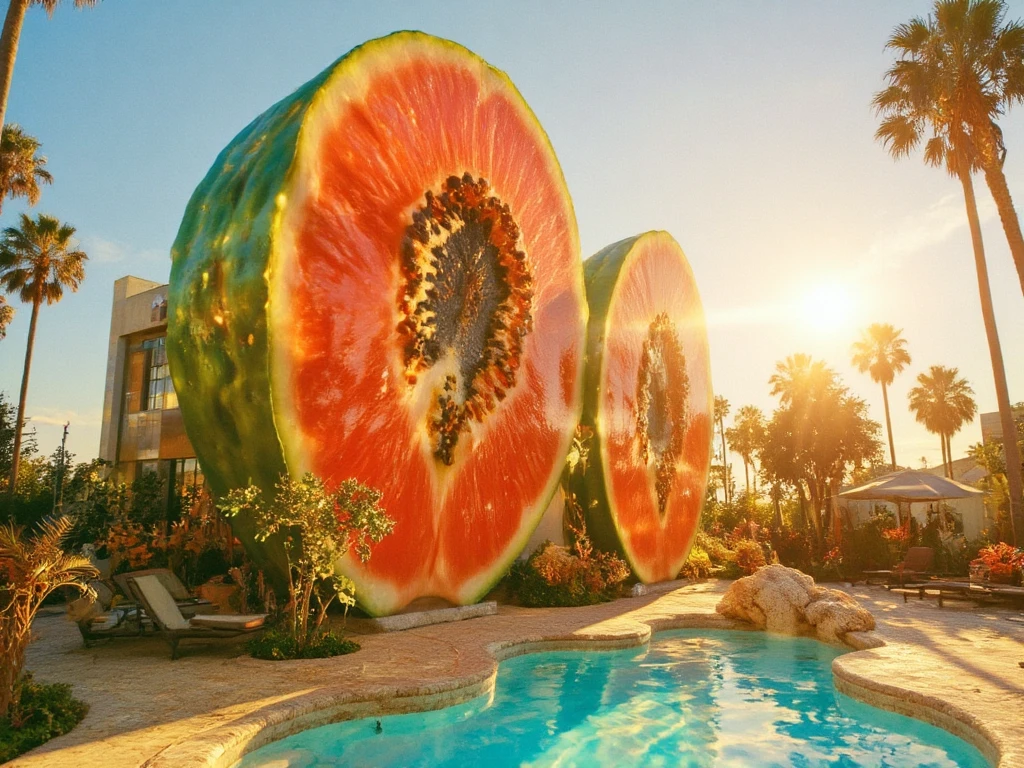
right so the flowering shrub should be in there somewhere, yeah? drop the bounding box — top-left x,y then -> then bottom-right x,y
102,488 -> 231,586
506,540 -> 630,607
971,543 -> 1024,585
732,538 -> 767,575
973,542 -> 1024,568
679,546 -> 713,580
507,424 -> 630,607
771,528 -> 812,571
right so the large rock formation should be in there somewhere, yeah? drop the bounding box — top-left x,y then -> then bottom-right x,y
716,564 -> 875,644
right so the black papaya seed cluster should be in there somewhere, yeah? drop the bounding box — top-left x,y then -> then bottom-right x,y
635,312 -> 690,516
397,173 -> 534,465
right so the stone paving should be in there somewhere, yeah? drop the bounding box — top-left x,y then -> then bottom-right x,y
8,580 -> 1024,767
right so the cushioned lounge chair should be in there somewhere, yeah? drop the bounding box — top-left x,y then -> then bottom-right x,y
68,579 -> 152,646
126,574 -> 266,659
863,546 -> 936,585
112,568 -> 216,617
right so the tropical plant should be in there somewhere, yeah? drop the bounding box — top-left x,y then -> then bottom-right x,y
875,0 -> 1024,542
732,538 -> 768,575
761,356 -> 883,547
0,1 -> 97,135
713,396 -> 731,504
0,296 -> 11,340
907,365 -> 977,478
506,538 -> 631,608
0,125 -> 51,214
0,516 -> 97,718
768,353 -> 833,407
0,674 -> 87,762
883,0 -> 1024,294
725,405 -> 766,496
851,323 -> 912,469
221,473 -> 394,657
510,426 -> 631,607
678,545 -> 713,580
0,213 -> 87,492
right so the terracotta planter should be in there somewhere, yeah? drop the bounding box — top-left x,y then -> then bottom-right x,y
197,582 -> 240,613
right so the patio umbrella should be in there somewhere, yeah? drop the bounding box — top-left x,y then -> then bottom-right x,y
839,469 -> 982,525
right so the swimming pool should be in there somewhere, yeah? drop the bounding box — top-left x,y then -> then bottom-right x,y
236,630 -> 989,767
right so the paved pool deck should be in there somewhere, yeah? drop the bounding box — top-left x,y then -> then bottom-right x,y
9,580 -> 1024,768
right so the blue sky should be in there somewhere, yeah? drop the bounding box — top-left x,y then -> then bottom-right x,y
1,1 -> 1022,476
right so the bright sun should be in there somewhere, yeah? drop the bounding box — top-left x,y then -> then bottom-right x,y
799,279 -> 856,333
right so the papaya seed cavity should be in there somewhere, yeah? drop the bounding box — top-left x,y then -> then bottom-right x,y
397,174 -> 533,465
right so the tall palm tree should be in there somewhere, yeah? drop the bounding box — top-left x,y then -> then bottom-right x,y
768,353 -> 832,407
851,323 -> 912,470
725,405 -> 766,496
0,124 -> 51,213
713,396 -> 731,504
908,366 -> 977,478
876,0 -> 1024,543
0,213 -> 86,490
0,0 -> 97,135
0,295 -> 11,339
887,1 -> 1024,294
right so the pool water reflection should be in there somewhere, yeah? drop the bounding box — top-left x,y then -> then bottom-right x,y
237,630 -> 989,767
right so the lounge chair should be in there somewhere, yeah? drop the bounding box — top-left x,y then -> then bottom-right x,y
863,546 -> 936,585
112,568 -> 216,617
126,574 -> 267,659
68,579 -> 151,646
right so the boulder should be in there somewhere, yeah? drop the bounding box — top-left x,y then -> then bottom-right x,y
716,564 -> 875,645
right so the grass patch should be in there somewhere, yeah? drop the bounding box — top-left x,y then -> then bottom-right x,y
0,676 -> 88,763
247,628 -> 360,660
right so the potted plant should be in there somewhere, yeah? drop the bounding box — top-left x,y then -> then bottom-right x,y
971,542 -> 1024,586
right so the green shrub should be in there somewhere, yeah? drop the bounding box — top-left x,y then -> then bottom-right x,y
694,531 -> 733,566
505,541 -> 630,607
247,628 -> 359,661
679,546 -> 713,580
0,676 -> 88,762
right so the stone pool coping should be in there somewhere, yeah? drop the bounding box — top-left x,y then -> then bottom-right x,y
146,613 -> 754,768
14,581 -> 1024,767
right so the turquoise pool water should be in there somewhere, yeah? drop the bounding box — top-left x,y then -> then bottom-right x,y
237,630 -> 989,767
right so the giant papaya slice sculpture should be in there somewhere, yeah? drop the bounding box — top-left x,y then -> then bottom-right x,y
168,32 -> 586,615
574,232 -> 712,583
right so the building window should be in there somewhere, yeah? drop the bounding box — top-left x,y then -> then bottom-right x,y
151,295 -> 167,322
138,460 -> 159,477
142,337 -> 178,411
173,457 -> 205,493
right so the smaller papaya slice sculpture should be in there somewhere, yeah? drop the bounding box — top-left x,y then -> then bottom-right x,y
168,32 -> 587,616
574,232 -> 713,583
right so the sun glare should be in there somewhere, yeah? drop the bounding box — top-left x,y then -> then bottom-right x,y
799,279 -> 856,333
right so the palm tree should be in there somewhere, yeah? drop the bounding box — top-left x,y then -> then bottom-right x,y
768,353 -> 832,407
725,405 -> 766,496
876,0 -> 1024,543
713,396 -> 731,504
0,124 -> 51,213
0,0 -> 97,135
886,1 -> 1024,293
908,366 -> 977,478
0,295 -> 11,339
0,213 -> 86,491
851,323 -> 912,470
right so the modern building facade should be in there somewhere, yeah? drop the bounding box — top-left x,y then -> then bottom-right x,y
980,407 -> 1024,444
98,276 -> 203,496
